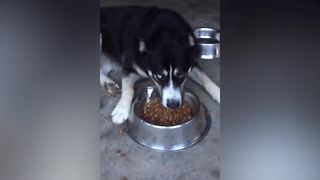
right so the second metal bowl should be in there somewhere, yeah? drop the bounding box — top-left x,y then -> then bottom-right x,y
194,27 -> 220,59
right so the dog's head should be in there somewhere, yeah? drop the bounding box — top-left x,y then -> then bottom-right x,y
138,30 -> 199,108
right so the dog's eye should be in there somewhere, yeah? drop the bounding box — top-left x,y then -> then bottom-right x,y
177,72 -> 186,79
153,74 -> 166,82
154,74 -> 163,81
173,69 -> 186,80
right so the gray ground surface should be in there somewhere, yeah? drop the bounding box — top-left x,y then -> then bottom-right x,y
100,0 -> 220,179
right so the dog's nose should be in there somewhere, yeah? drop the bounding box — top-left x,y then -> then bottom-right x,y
166,100 -> 180,109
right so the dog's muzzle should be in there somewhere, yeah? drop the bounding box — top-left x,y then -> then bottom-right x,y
166,99 -> 181,109
161,86 -> 182,109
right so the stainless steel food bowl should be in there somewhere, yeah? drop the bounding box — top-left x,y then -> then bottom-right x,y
126,86 -> 211,151
194,27 -> 220,59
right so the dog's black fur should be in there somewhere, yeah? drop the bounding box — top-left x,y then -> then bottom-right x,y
100,6 -> 220,124
100,6 -> 199,79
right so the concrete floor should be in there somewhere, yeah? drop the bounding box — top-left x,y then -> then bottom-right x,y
100,0 -> 220,179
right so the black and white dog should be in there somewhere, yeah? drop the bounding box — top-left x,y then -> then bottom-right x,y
100,6 -> 220,124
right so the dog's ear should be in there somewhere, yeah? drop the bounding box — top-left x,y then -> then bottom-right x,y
139,40 -> 146,52
188,35 -> 195,46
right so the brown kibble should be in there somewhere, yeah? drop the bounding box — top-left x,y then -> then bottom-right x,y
116,149 -> 121,154
120,177 -> 127,180
142,97 -> 193,126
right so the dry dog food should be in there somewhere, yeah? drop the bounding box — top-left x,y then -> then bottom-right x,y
143,98 -> 192,126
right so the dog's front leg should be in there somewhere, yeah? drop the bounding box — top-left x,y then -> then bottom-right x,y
111,72 -> 139,124
189,66 -> 220,103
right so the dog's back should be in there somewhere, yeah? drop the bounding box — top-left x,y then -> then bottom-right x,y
100,6 -> 220,124
100,6 -> 192,61
100,6 -> 156,60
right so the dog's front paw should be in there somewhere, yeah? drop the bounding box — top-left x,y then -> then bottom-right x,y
111,103 -> 129,124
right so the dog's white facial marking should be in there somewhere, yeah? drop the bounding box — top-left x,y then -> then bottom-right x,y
188,35 -> 195,46
163,70 -> 168,76
162,81 -> 182,108
139,40 -> 146,52
173,68 -> 179,76
162,66 -> 182,107
147,69 -> 153,77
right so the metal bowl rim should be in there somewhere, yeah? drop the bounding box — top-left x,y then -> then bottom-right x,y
126,104 -> 212,151
194,27 -> 220,45
194,27 -> 218,32
198,42 -> 220,45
